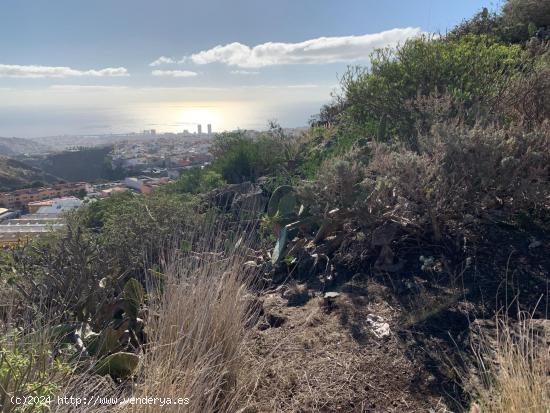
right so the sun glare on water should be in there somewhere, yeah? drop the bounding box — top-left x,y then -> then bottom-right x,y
178,105 -> 222,129
131,100 -> 266,134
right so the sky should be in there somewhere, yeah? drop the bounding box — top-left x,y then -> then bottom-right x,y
0,0 -> 495,138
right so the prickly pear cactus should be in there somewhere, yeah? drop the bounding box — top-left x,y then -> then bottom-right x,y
123,278 -> 145,319
94,352 -> 139,378
267,185 -> 296,218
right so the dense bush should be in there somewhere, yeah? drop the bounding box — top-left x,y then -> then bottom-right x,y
210,124 -> 299,183
450,0 -> 550,43
1,1 -> 548,410
211,132 -> 276,183
305,0 -> 549,159
167,168 -> 225,194
300,121 -> 549,241
74,191 -> 197,272
342,35 -> 526,146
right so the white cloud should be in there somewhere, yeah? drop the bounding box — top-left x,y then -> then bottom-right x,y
189,28 -> 423,68
49,85 -> 129,91
149,56 -> 177,66
230,70 -> 260,75
0,64 -> 129,78
151,69 -> 198,78
149,56 -> 189,66
285,84 -> 319,89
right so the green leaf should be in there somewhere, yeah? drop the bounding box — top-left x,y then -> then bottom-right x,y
94,352 -> 139,378
122,278 -> 145,319
271,227 -> 288,265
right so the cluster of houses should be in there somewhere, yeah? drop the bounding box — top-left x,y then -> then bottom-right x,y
0,197 -> 82,247
110,135 -> 212,175
0,176 -> 173,247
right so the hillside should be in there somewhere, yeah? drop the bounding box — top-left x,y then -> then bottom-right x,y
0,136 -> 51,157
0,156 -> 58,192
0,1 -> 548,412
24,146 -> 114,182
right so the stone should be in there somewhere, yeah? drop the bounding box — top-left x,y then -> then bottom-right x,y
371,222 -> 404,272
366,314 -> 391,338
321,292 -> 341,312
232,190 -> 268,214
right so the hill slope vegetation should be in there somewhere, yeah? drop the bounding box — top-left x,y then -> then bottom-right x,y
0,156 -> 58,192
0,1 -> 548,412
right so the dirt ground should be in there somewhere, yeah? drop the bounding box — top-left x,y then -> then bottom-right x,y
238,218 -> 550,413
242,281 -> 452,413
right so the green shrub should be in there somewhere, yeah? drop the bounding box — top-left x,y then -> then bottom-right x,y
0,332 -> 70,413
87,191 -> 197,272
502,0 -> 550,40
342,35 -> 525,146
451,0 -> 550,43
211,132 -> 281,183
210,125 -> 299,183
167,168 -> 225,194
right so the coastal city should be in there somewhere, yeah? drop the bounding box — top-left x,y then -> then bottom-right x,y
0,124 -> 215,246
110,128 -> 212,175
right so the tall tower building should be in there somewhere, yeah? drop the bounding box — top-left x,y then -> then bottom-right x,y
207,124 -> 212,135
197,124 -> 202,135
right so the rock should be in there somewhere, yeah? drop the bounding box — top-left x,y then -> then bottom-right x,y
374,251 -> 404,273
232,190 -> 268,214
371,222 -> 404,272
206,182 -> 258,211
321,292 -> 341,312
366,314 -> 391,338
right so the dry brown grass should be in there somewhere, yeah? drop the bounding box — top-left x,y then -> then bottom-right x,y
473,313 -> 550,413
50,221 -> 261,413
122,246 -> 256,412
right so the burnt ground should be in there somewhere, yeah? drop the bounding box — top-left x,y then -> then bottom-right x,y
239,218 -> 550,413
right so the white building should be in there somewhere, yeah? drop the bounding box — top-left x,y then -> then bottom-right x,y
124,177 -> 145,192
36,197 -> 83,215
